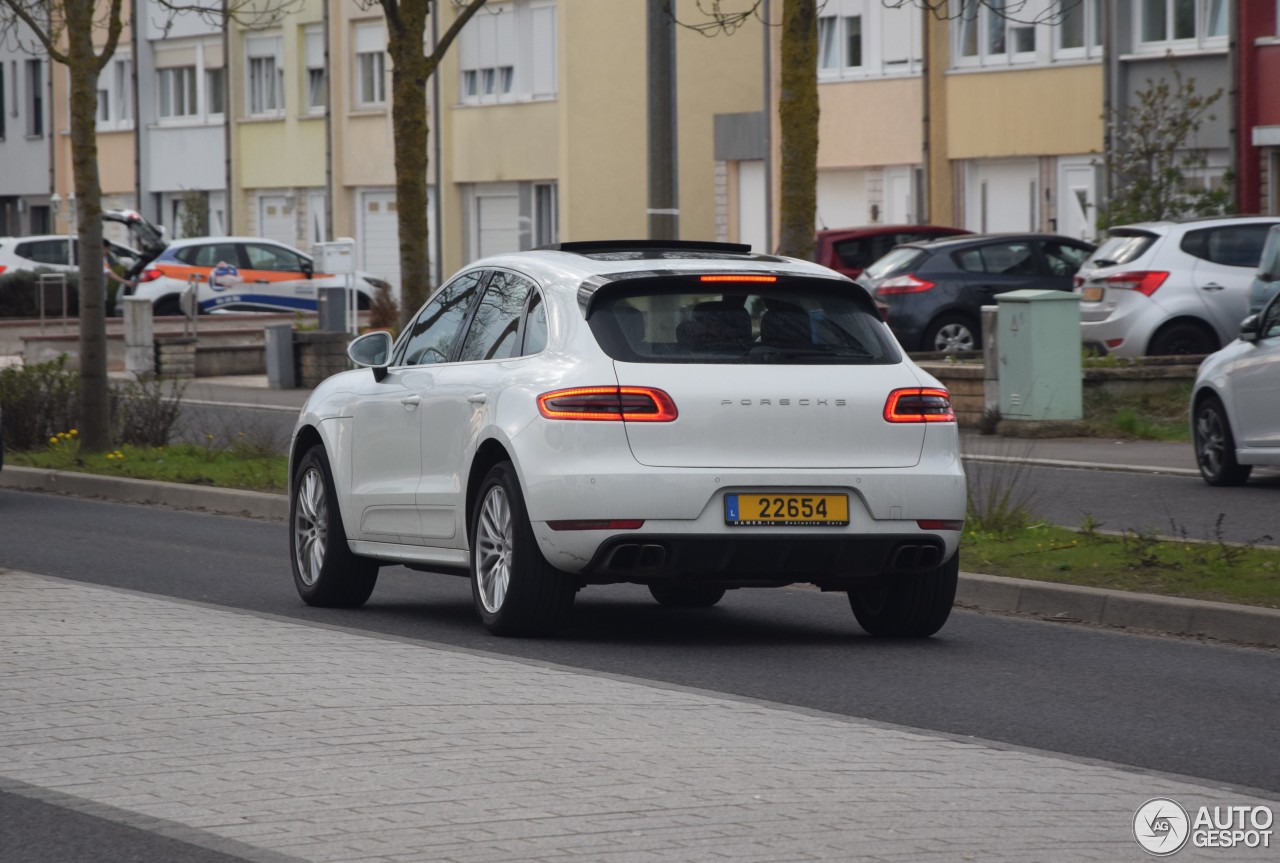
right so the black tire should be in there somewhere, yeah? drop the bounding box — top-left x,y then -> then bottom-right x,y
922,314 -> 978,354
290,445 -> 379,607
648,583 -> 726,608
848,552 -> 959,638
1193,396 -> 1252,487
153,295 -> 183,316
470,462 -> 576,636
1147,321 -> 1217,357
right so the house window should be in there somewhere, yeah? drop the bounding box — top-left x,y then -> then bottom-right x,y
206,66 -> 225,116
817,0 -> 919,79
158,66 -> 198,118
94,56 -> 132,130
354,22 -> 386,107
304,25 -> 326,113
246,35 -> 284,116
956,0 -> 1042,64
25,59 -> 43,137
1136,0 -> 1228,51
458,0 -> 556,104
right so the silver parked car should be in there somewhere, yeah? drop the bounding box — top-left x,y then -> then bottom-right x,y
1190,291 -> 1280,485
1076,216 -> 1280,357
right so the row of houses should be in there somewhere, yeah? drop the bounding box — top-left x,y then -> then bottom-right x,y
1,0 -> 1277,300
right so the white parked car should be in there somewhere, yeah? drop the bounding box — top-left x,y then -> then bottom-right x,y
287,240 -> 966,638
1076,216 -> 1280,357
130,236 -> 386,315
1190,291 -> 1280,486
0,234 -> 140,277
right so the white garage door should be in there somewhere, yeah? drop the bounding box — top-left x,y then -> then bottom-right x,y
475,183 -> 521,259
258,195 -> 296,247
965,160 -> 1038,233
360,190 -> 400,297
816,168 -> 871,231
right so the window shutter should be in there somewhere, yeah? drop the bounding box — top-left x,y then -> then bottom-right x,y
355,22 -> 385,55
154,45 -> 198,68
305,27 -> 324,69
529,4 -> 556,97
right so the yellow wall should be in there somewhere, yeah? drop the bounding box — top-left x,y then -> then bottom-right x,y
946,64 -> 1103,159
450,102 -> 560,181
818,78 -> 923,168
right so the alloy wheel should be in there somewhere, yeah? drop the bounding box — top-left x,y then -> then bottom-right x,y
294,466 -> 328,587
1195,406 -> 1227,478
475,485 -> 513,613
933,322 -> 975,353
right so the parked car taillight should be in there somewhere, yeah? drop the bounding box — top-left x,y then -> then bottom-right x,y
137,267 -> 164,283
883,388 -> 955,423
537,386 -> 678,422
1104,271 -> 1169,296
1073,275 -> 1084,289
874,274 -> 935,296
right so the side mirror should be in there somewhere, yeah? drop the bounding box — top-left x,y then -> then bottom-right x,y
348,330 -> 393,381
1239,313 -> 1260,343
301,259 -> 314,279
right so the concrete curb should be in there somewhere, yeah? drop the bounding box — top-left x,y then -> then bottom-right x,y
3,466 -> 1276,649
0,465 -> 289,521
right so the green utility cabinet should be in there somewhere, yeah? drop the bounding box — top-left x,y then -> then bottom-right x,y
996,289 -> 1082,421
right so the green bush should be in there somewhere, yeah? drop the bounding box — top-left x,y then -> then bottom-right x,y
111,376 -> 186,447
0,356 -> 81,451
0,268 -> 81,318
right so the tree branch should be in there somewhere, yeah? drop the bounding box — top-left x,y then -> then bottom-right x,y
430,0 -> 489,64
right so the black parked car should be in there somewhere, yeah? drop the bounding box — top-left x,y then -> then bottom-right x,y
858,233 -> 1095,353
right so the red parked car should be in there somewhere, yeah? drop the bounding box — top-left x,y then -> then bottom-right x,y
816,224 -> 971,281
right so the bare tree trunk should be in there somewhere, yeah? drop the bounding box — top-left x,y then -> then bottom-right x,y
776,0 -> 818,260
67,0 -> 110,452
386,1 -> 434,327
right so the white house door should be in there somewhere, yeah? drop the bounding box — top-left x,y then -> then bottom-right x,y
736,160 -> 767,253
816,168 -> 870,231
884,166 -> 915,224
1057,157 -> 1097,243
473,183 -> 521,260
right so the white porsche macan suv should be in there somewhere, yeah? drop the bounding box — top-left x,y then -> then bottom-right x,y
288,241 -> 966,637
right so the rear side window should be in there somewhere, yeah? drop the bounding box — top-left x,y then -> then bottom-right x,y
587,278 -> 899,365
457,271 -> 539,362
14,239 -> 69,265
953,241 -> 1036,275
1181,224 -> 1275,268
863,247 -> 924,280
1090,231 -> 1156,267
176,243 -> 239,267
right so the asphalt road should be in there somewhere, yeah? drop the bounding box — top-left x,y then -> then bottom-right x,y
2,488 -> 1276,797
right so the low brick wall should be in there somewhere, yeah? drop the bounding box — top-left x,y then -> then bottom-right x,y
196,344 -> 267,377
293,331 -> 350,388
155,336 -> 197,379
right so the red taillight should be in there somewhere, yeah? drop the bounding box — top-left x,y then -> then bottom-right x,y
884,388 -> 955,423
537,386 -> 677,422
699,274 -> 777,283
137,267 -> 164,283
917,519 -> 964,531
1073,275 -> 1084,288
546,519 -> 645,531
874,274 -> 935,296
0,266 -> 6,275
1105,338 -> 1125,349
1104,270 -> 1168,296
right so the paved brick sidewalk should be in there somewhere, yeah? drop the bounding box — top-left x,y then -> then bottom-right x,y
1,569 -> 1275,863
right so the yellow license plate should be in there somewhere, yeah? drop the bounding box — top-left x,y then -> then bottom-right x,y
725,493 -> 849,527
1082,285 -> 1104,302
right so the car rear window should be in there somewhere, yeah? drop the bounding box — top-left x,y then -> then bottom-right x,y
586,277 -> 900,365
1089,230 -> 1156,267
863,248 -> 925,281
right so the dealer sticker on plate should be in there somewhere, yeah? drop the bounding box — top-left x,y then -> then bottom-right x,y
725,493 -> 849,527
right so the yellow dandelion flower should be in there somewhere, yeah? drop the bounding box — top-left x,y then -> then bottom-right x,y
69,429 -> 78,436
106,453 -> 115,460
49,436 -> 58,444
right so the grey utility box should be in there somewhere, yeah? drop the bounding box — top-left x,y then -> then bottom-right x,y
264,323 -> 296,390
996,289 -> 1082,421
317,287 -> 349,333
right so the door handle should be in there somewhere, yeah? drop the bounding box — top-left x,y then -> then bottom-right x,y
467,393 -> 488,404
400,395 -> 421,408
1201,283 -> 1225,292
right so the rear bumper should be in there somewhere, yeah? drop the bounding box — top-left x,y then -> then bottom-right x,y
576,532 -> 952,588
